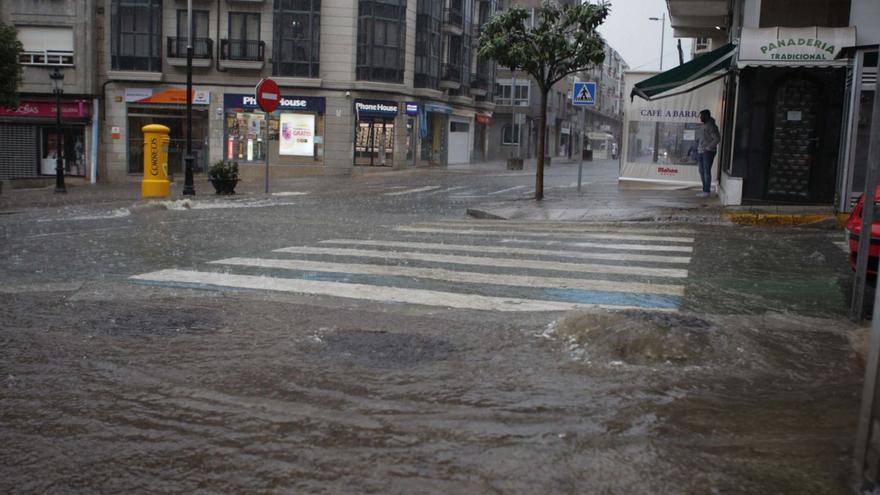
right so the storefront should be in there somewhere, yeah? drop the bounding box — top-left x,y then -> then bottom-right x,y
125,88 -> 210,176
421,102 -> 452,165
0,98 -> 92,180
355,99 -> 399,167
473,113 -> 491,161
730,27 -> 855,204
224,94 -> 325,167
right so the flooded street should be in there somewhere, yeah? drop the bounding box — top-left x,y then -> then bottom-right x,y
0,170 -> 866,493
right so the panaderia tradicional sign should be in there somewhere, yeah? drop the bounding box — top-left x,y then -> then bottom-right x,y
738,26 -> 856,65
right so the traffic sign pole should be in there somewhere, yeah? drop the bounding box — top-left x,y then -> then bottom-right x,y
255,78 -> 280,194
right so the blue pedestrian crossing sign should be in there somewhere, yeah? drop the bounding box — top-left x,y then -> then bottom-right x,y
572,82 -> 596,106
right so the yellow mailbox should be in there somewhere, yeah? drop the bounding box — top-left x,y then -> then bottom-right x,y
141,124 -> 171,198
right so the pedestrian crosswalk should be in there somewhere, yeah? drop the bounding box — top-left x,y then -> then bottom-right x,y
130,221 -> 695,313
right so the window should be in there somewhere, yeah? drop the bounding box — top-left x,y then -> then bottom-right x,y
17,27 -> 74,66
357,0 -> 406,83
495,80 -> 529,106
273,0 -> 321,78
502,123 -> 522,145
172,10 -> 210,58
111,0 -> 162,71
228,12 -> 261,60
414,0 -> 442,89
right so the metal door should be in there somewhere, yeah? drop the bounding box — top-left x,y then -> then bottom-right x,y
765,77 -> 822,200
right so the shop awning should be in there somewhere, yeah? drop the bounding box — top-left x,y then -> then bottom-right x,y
631,42 -> 736,101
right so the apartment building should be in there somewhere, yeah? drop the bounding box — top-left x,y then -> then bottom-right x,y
486,0 -> 626,163
2,0 -> 498,183
0,0 -> 99,181
98,0 -> 498,182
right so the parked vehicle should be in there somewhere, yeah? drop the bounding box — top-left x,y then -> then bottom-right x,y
845,187 -> 880,276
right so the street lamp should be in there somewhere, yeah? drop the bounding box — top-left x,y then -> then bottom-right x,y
183,0 -> 196,195
648,13 -> 666,71
50,67 -> 66,194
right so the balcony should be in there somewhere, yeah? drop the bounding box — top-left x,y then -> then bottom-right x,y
166,37 -> 213,67
440,63 -> 462,90
442,7 -> 464,35
219,39 -> 265,70
470,74 -> 489,96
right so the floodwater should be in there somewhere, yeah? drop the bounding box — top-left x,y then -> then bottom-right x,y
0,289 -> 863,493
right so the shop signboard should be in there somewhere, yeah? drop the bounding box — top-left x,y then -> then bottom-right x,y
475,114 -> 491,125
423,102 -> 453,114
127,88 -> 210,105
279,113 -> 315,156
223,94 -> 325,113
405,102 -> 419,116
0,99 -> 91,118
738,27 -> 856,64
355,99 -> 399,118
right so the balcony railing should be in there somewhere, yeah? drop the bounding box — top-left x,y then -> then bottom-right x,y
443,7 -> 464,29
441,63 -> 462,83
167,37 -> 213,59
414,73 -> 439,90
470,74 -> 488,91
220,39 -> 265,61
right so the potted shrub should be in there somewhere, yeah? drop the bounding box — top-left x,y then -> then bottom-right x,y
208,160 -> 239,195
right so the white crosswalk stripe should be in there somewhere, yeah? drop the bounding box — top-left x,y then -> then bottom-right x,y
383,185 -> 442,196
131,220 -> 696,313
318,239 -> 691,264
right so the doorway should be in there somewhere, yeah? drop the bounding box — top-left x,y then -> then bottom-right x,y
765,77 -> 823,200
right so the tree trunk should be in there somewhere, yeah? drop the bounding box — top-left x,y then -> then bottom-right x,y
536,89 -> 548,201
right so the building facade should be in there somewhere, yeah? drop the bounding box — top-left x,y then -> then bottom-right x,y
1,0 -> 498,183
664,0 -> 878,208
485,0 -> 627,163
0,0 -> 99,182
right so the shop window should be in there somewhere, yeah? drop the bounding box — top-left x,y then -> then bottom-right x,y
273,0 -> 321,78
357,0 -> 406,83
626,121 -> 699,165
17,26 -> 74,66
40,127 -> 86,177
226,111 -> 267,162
502,123 -> 521,145
111,0 -> 162,72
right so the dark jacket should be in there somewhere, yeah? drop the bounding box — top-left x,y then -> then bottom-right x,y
698,117 -> 721,153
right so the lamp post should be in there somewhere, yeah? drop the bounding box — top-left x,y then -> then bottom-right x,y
182,0 -> 196,195
648,13 -> 666,71
50,67 -> 66,194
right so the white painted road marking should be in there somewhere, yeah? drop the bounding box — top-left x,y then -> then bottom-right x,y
418,221 -> 696,235
486,186 -> 527,195
273,246 -> 688,278
318,239 -> 692,264
395,226 -> 695,243
211,257 -> 686,296
497,238 -> 693,253
383,185 -> 442,196
130,269 -> 673,313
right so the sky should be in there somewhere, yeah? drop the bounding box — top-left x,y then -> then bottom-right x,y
596,0 -> 693,72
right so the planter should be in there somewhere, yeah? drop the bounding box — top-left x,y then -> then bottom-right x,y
209,178 -> 239,195
506,158 -> 524,170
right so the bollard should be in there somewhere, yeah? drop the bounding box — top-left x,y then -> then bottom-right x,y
141,124 -> 171,198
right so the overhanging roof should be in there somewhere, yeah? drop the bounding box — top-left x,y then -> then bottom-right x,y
631,42 -> 736,101
666,0 -> 729,38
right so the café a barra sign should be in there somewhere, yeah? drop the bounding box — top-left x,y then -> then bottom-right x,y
739,26 -> 856,63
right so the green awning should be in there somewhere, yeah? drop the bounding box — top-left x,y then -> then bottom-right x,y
631,42 -> 737,101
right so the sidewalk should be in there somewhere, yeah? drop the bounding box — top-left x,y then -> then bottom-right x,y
1,158 -> 845,227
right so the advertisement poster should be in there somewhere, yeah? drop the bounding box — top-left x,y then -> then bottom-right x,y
279,113 -> 315,156
620,71 -> 723,187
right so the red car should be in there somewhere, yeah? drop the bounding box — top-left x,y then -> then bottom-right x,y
846,187 -> 880,275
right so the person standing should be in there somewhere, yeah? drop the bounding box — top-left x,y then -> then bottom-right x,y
696,109 -> 721,198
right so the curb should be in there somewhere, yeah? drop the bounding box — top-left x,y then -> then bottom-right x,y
465,208 -> 508,220
722,211 -> 847,228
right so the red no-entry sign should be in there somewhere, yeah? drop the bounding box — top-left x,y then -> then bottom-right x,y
255,78 -> 280,113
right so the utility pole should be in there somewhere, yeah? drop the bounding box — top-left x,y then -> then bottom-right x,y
649,13 -> 666,71
182,0 -> 196,196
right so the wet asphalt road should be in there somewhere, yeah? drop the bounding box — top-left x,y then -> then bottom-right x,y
0,164 -> 866,493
